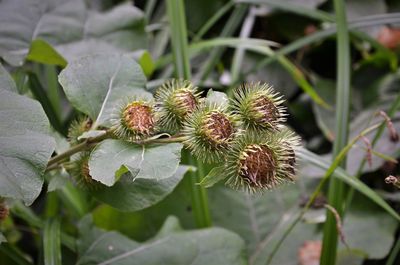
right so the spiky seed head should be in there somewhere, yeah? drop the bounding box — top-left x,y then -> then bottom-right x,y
155,79 -> 201,133
111,99 -> 156,141
231,82 -> 286,131
183,104 -> 238,163
224,129 -> 300,193
0,201 -> 9,222
65,153 -> 102,190
68,116 -> 93,145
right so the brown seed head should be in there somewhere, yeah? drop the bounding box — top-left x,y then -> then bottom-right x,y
253,96 -> 280,125
123,102 -> 155,135
239,144 -> 277,187
203,112 -> 234,145
173,90 -> 197,117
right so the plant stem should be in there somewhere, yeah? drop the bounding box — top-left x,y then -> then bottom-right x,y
166,0 -> 212,228
46,132 -> 109,167
321,0 -> 351,262
46,132 -> 188,170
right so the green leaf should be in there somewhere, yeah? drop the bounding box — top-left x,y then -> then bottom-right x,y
0,0 -> 147,66
132,50 -> 154,78
340,194 -> 398,259
76,215 -> 247,265
0,85 -> 55,205
91,166 -> 189,212
59,54 -> 151,127
199,166 -> 227,188
26,39 -> 67,67
89,139 -> 183,186
43,218 -> 62,265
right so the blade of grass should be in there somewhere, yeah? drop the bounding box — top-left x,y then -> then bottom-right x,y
320,0 -> 350,263
386,235 -> 400,265
144,0 -> 157,20
166,0 -> 191,78
247,13 -> 400,75
193,1 -> 235,42
166,0 -> 212,228
236,0 -> 396,64
45,192 -> 59,218
0,244 -> 32,265
196,4 -> 248,82
236,0 -> 334,21
157,37 -> 329,108
43,218 -> 62,265
230,7 -> 255,85
58,183 -> 88,219
11,202 -> 76,252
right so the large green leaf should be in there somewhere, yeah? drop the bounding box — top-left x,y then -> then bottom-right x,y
59,54 -> 151,127
208,182 -> 320,265
91,166 -> 190,212
89,139 -> 183,186
0,0 -> 147,66
340,194 -> 398,259
0,72 -> 55,205
92,180 -> 196,241
0,0 -> 85,66
76,215 -> 247,265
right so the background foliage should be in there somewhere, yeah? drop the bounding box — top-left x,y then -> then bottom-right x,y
0,0 -> 400,264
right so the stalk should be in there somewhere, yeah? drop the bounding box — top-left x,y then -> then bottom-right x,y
166,0 -> 212,228
320,0 -> 351,264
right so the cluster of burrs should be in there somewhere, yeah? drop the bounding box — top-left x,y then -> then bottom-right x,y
67,79 -> 300,193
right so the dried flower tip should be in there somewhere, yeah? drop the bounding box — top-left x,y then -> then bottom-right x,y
225,129 -> 300,193
112,100 -> 156,141
231,82 -> 286,131
68,116 -> 93,145
361,136 -> 373,167
324,204 -> 348,248
183,104 -> 237,163
65,153 -> 102,190
0,201 -> 9,222
385,175 -> 400,188
239,144 -> 277,187
379,110 -> 399,142
155,79 -> 200,133
203,112 -> 235,145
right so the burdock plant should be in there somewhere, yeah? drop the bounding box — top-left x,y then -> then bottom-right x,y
231,82 -> 286,131
224,129 -> 300,193
155,79 -> 201,134
64,152 -> 102,190
111,98 -> 157,141
183,103 -> 238,163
